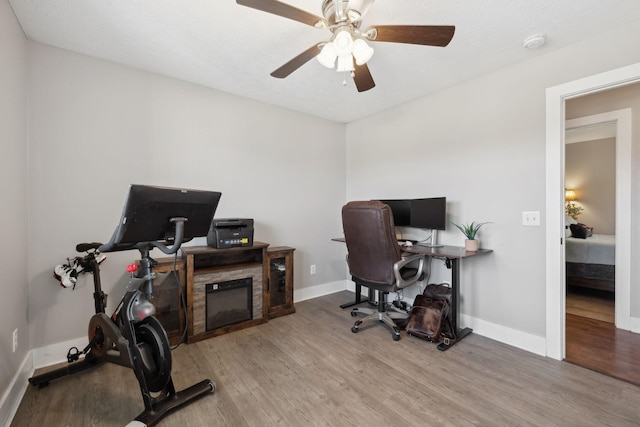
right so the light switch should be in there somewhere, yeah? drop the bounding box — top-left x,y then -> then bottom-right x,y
522,211 -> 541,226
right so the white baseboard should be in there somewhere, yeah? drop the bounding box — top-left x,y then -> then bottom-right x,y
32,336 -> 87,369
630,316 -> 640,334
0,352 -> 32,427
294,280 -> 350,303
461,314 -> 547,356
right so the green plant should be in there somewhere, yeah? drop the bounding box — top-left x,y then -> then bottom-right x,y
565,202 -> 583,220
452,221 -> 490,240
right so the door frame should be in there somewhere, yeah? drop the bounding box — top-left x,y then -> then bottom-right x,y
545,63 -> 640,360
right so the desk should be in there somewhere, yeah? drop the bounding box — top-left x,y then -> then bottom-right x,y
402,244 -> 492,351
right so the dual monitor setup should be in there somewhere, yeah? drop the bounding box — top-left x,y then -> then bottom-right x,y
377,197 -> 447,248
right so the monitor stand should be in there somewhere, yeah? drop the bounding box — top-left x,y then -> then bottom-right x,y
417,229 -> 444,248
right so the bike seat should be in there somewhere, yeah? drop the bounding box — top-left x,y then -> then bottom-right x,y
76,242 -> 103,252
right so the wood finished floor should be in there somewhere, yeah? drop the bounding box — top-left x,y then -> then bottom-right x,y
13,291 -> 640,427
565,286 -> 640,387
566,286 -> 614,323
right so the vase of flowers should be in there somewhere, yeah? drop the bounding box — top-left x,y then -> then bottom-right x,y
452,221 -> 490,252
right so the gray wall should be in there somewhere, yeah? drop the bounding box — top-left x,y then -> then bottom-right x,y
345,21 -> 640,338
0,0 -> 28,421
565,138 -> 616,234
26,43 -> 347,349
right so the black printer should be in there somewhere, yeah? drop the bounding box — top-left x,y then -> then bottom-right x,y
207,218 -> 254,249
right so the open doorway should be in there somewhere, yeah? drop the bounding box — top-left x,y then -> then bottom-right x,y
561,108 -> 631,331
547,72 -> 640,384
545,64 -> 639,361
564,121 -> 616,325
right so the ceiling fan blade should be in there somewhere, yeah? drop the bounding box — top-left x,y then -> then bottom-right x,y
271,43 -> 323,78
236,0 -> 327,28
353,63 -> 375,92
366,25 -> 455,46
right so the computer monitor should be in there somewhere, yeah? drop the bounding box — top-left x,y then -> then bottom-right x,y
378,199 -> 411,226
378,197 -> 447,247
410,197 -> 446,247
409,197 -> 447,230
106,185 -> 222,250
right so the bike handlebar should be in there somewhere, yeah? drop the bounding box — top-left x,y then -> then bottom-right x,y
98,217 -> 188,255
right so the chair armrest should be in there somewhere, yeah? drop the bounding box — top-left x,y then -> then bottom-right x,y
393,253 -> 426,289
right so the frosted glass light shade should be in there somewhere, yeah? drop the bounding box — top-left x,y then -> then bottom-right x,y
336,54 -> 354,72
333,30 -> 354,55
352,38 -> 374,65
317,43 -> 337,68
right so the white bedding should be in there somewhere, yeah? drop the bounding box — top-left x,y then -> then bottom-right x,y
565,234 -> 615,265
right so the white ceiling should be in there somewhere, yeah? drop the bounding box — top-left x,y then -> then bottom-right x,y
9,0 -> 640,123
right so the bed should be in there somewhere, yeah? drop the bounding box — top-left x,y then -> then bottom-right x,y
565,232 -> 616,292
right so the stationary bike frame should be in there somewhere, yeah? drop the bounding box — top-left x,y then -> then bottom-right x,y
29,219 -> 214,426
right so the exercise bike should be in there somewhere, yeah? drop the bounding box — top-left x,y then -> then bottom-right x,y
29,185 -> 222,426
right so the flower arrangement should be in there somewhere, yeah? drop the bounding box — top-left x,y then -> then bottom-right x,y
452,221 -> 490,240
565,202 -> 583,220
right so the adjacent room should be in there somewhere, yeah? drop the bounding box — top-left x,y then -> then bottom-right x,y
3,1 -> 640,425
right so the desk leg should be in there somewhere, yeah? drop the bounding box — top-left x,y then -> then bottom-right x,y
340,282 -> 371,309
437,258 -> 472,351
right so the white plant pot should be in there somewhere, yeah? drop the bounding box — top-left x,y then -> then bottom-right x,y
465,239 -> 479,252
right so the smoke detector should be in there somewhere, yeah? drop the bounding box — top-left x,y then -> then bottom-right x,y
522,34 -> 546,49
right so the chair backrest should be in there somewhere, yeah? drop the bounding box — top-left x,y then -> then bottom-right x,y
342,200 -> 402,286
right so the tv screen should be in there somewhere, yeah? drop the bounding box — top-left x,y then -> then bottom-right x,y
113,185 -> 222,246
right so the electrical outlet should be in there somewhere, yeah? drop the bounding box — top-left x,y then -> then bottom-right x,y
522,211 -> 541,226
12,328 -> 18,353
310,264 -> 316,275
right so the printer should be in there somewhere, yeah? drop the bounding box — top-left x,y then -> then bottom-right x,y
207,218 -> 254,249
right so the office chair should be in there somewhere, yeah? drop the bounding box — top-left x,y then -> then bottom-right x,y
342,200 -> 425,341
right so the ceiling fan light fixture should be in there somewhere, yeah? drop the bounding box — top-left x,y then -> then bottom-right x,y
352,38 -> 374,65
336,54 -> 354,72
317,42 -> 337,68
333,29 -> 354,55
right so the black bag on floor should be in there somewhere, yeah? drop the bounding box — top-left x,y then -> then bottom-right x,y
406,284 -> 456,344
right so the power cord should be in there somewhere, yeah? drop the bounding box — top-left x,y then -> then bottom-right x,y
170,251 -> 189,350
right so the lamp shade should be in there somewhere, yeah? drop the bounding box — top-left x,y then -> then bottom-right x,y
565,189 -> 577,201
333,30 -> 354,55
317,43 -> 337,68
352,38 -> 374,65
336,54 -> 354,72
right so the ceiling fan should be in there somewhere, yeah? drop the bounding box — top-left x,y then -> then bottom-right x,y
236,0 -> 455,92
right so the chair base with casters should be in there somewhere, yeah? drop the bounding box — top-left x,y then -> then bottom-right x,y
350,290 -> 408,341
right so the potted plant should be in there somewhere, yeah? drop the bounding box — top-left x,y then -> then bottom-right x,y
565,202 -> 583,220
452,221 -> 490,252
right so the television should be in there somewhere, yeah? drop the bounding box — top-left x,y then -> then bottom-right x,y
378,197 -> 447,247
101,185 -> 222,252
